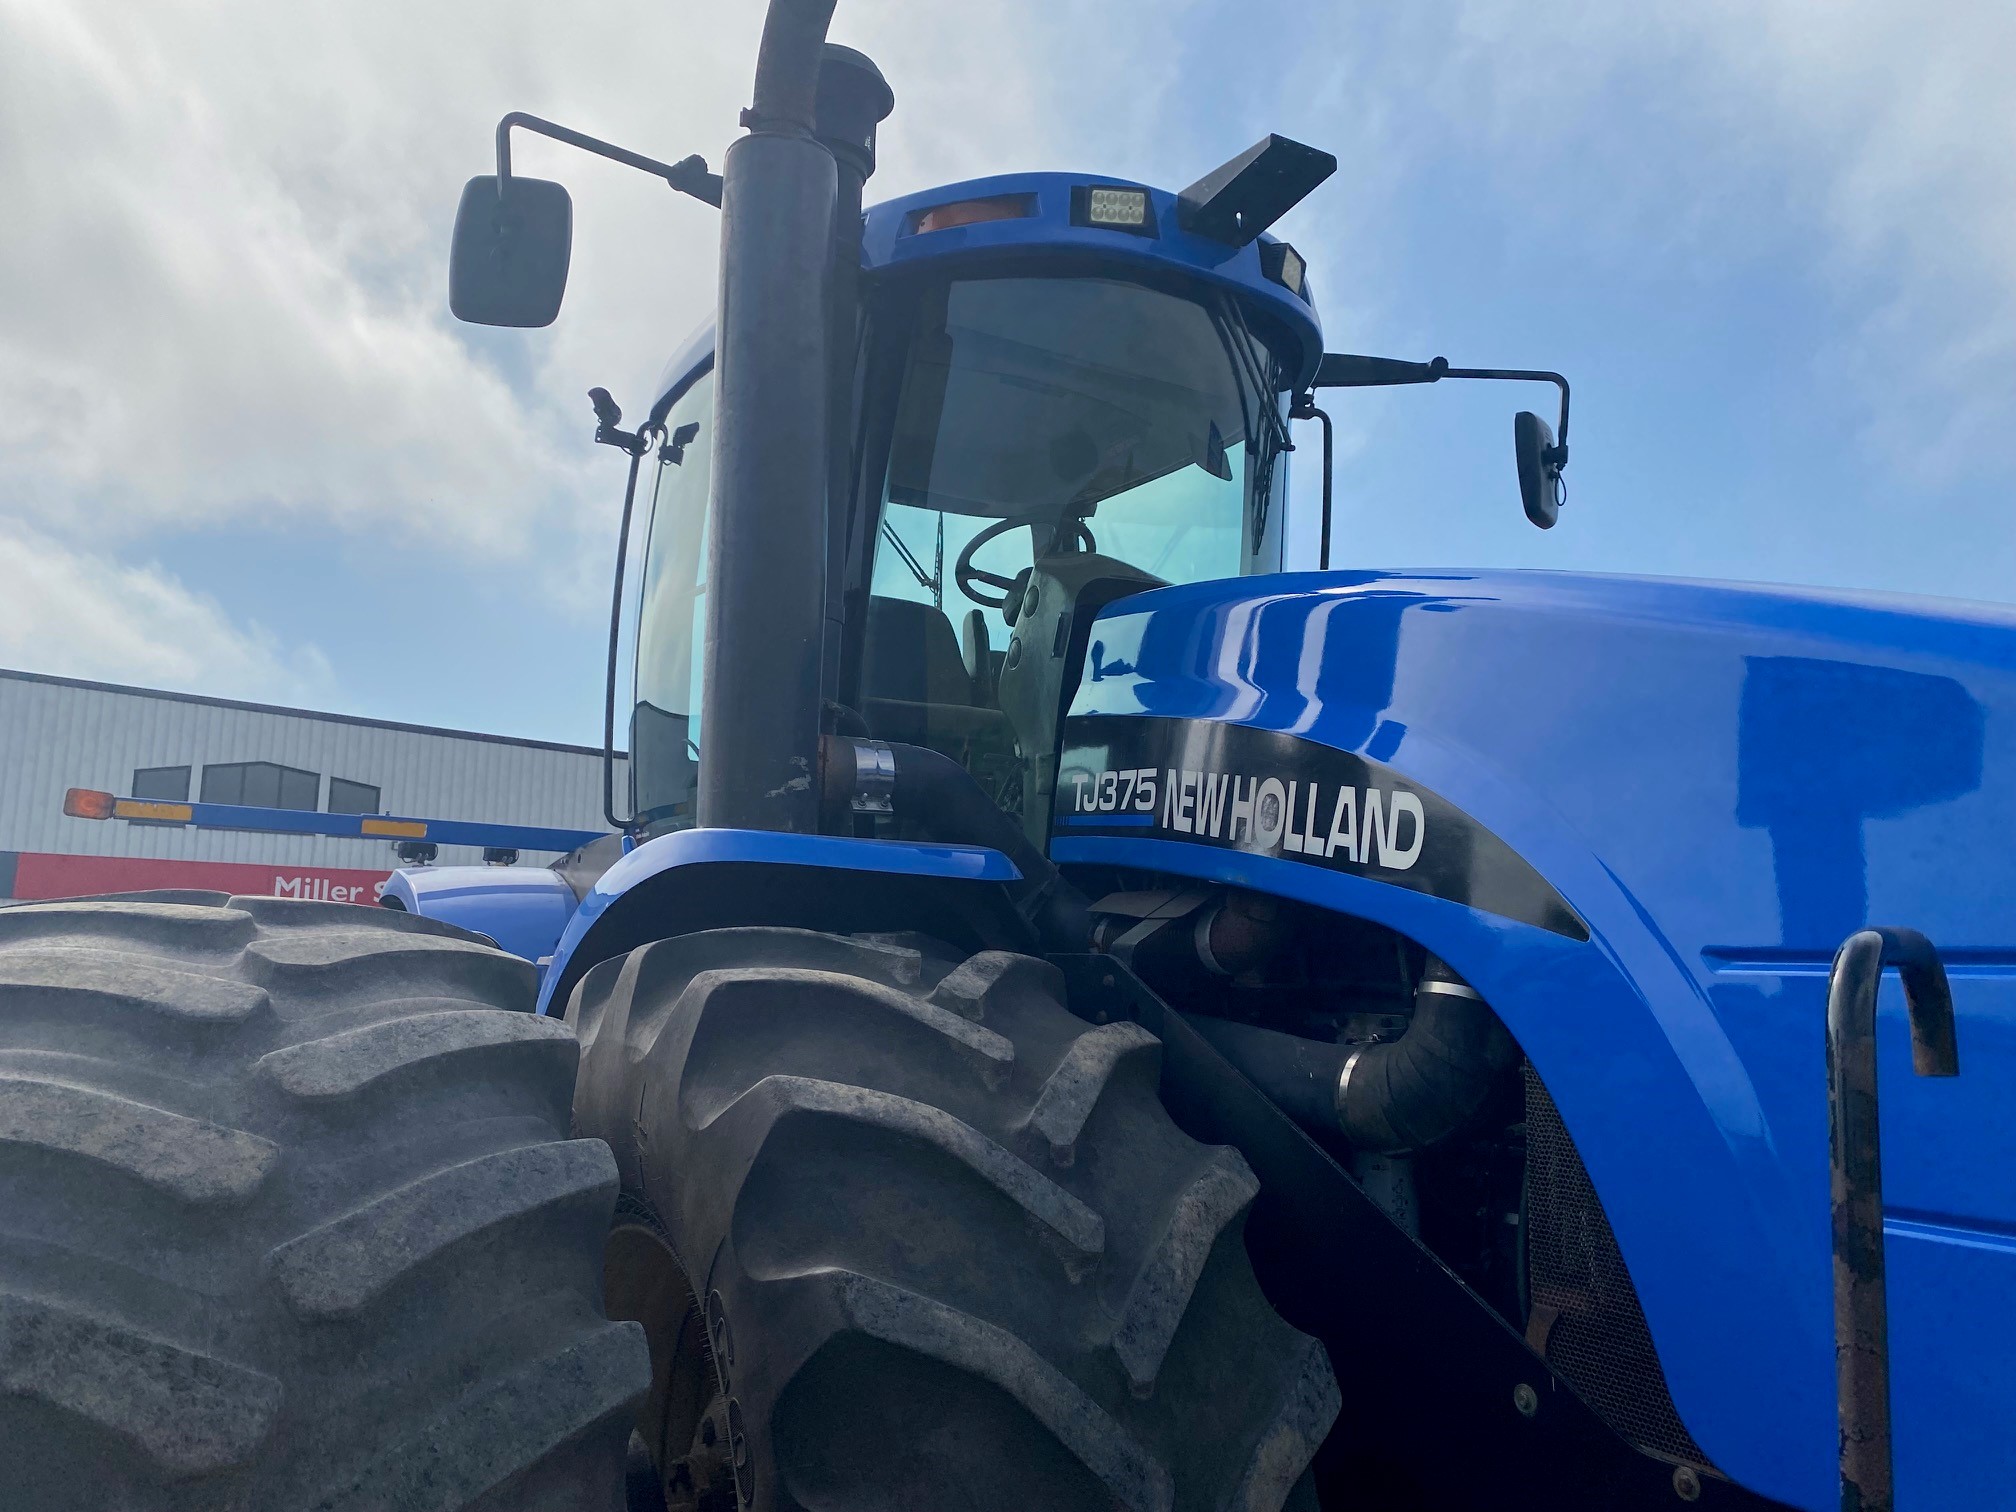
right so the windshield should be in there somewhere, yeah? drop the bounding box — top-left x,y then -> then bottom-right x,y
859,273 -> 1291,837
874,275 -> 1287,609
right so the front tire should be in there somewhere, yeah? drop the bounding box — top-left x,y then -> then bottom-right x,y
571,927 -> 1338,1512
0,894 -> 649,1511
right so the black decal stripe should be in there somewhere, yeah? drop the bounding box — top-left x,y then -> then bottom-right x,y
1055,715 -> 1588,941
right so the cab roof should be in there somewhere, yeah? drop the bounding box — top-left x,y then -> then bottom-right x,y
653,169 -> 1325,419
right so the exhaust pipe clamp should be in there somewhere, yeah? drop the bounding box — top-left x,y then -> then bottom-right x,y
847,740 -> 897,814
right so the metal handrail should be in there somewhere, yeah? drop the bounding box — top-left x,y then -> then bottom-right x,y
1825,927 -> 1958,1512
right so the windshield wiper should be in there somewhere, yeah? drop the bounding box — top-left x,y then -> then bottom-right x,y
880,520 -> 940,599
1213,296 -> 1291,455
1210,296 -> 1290,545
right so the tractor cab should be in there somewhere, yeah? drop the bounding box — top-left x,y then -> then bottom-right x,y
627,169 -> 1322,840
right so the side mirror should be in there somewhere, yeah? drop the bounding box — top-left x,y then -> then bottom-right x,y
1514,410 -> 1563,529
448,175 -> 572,327
1309,354 -> 1573,533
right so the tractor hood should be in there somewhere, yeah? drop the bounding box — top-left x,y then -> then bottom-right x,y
1061,568 -> 2016,959
1055,567 -> 2016,1510
380,864 -> 579,969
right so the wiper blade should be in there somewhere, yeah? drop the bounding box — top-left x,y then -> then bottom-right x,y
1210,295 -> 1289,548
880,520 -> 938,594
1213,295 -> 1289,453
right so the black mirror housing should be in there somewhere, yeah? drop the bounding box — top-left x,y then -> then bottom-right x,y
1515,410 -> 1561,529
448,175 -> 573,328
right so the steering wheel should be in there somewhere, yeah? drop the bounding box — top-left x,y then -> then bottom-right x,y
954,514 -> 1097,610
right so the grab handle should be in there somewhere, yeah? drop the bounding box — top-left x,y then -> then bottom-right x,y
1826,926 -> 1956,1512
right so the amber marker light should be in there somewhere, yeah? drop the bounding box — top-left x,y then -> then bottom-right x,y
362,818 -> 429,838
113,799 -> 195,823
909,195 -> 1034,235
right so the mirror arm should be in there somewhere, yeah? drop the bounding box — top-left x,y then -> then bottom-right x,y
1439,365 -> 1570,465
1312,354 -> 1571,468
496,111 -> 723,208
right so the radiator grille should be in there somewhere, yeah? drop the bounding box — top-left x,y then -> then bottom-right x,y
1524,1067 -> 1716,1471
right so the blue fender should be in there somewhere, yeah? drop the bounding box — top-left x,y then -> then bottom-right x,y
532,827 -> 1021,1016
1054,569 -> 2016,1512
381,865 -> 580,968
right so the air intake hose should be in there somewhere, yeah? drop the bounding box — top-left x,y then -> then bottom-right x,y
822,735 -> 1091,950
1185,955 -> 1519,1153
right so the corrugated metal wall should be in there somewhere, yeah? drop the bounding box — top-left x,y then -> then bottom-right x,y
0,670 -> 627,869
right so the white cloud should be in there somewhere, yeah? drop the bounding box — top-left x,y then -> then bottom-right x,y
0,0 -> 1168,700
0,5 -> 576,553
0,519 -> 333,701
1279,0 -> 2016,483
0,0 -> 1155,581
1713,0 -> 2016,480
4,0 -> 2008,528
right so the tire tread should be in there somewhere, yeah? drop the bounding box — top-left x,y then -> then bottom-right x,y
572,926 -> 1335,1512
0,895 -> 645,1512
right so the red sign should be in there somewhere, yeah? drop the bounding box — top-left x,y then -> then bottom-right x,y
2,851 -> 392,907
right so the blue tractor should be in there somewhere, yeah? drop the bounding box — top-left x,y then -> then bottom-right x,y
399,3 -> 2004,1508
11,6 -> 1994,1508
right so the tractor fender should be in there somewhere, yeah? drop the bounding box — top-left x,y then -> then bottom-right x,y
531,827 -> 1026,1016
1055,788 -> 1795,1494
381,864 -> 579,968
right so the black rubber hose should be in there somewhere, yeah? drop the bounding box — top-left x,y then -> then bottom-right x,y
751,0 -> 838,132
824,736 -> 1091,949
888,741 -> 1092,949
1186,957 -> 1520,1153
1183,1015 -> 1349,1132
1337,960 -> 1521,1150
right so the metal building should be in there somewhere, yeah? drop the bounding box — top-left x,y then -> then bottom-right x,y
0,668 -> 622,904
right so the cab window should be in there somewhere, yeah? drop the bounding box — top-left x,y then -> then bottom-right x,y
630,373 -> 713,829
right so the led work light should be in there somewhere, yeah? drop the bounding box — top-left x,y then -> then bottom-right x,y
1259,240 -> 1308,299
1070,183 -> 1157,235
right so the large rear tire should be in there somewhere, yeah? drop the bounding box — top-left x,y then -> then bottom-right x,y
0,894 -> 649,1511
571,927 -> 1338,1512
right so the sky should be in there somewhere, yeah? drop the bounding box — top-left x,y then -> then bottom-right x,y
1,0 -> 2010,745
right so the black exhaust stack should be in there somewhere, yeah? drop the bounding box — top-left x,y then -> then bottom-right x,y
698,0 -> 847,832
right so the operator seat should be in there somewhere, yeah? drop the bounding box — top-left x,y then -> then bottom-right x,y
862,595 -> 978,746
960,608 -> 998,704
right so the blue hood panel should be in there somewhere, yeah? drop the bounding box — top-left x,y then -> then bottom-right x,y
381,865 -> 578,968
1061,569 -> 2016,1509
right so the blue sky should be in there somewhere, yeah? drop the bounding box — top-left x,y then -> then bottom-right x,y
2,0 -> 2009,745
